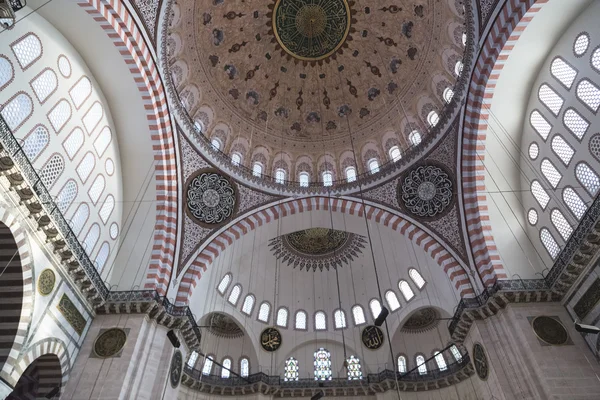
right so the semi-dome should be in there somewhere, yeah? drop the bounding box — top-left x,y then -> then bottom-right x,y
165,0 -> 467,188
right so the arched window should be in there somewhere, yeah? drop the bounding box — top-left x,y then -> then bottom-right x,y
530,110 -> 552,140
398,280 -> 415,301
368,159 -> 379,174
193,120 -> 205,134
551,58 -> 577,89
295,310 -> 307,330
69,76 -> 92,109
409,130 -> 422,145
2,93 -> 33,131
88,175 -> 106,205
217,273 -> 232,294
443,87 -> 454,103
240,358 -> 249,377
322,171 -> 333,187
83,223 -> 100,254
252,162 -> 263,177
40,154 -> 64,188
258,302 -> 271,323
563,187 -> 587,220
462,32 -> 467,46
23,125 -> 49,161
531,180 -> 550,209
202,355 -> 214,375
528,209 -> 538,225
99,195 -> 115,223
346,356 -> 362,380
82,102 -> 103,134
427,111 -> 439,127
385,290 -> 401,311
95,242 -> 110,272
409,268 -> 426,289
284,357 -> 299,381
351,305 -> 366,325
77,152 -> 96,183
31,69 -> 58,103
576,163 -> 600,196
70,203 -> 89,236
57,180 -> 77,213
551,209 -> 572,241
551,135 -> 574,166
389,146 -> 402,162
211,138 -> 221,150
593,48 -> 600,72
450,345 -> 462,362
397,355 -> 407,373
275,168 -> 286,184
0,56 -> 13,90
241,294 -> 255,315
314,348 -> 332,381
416,355 -> 427,375
574,34 -> 590,56
276,307 -> 288,327
345,167 -> 357,182
315,311 -> 327,330
228,284 -> 242,305
334,309 -> 347,329
369,299 -> 382,319
538,84 -> 564,116
541,159 -> 562,188
187,351 -> 199,368
563,108 -> 589,139
299,172 -> 310,187
576,79 -> 600,112
434,351 -> 447,371
94,127 -> 112,157
221,358 -> 232,378
454,61 -> 463,77
63,127 -> 84,160
231,153 -> 241,166
11,34 -> 42,69
540,228 -> 560,259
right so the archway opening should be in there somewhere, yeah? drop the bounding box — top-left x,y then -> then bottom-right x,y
8,354 -> 62,399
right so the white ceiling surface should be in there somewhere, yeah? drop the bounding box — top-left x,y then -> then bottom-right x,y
186,210 -> 459,359
26,0 -> 159,286
484,0 -> 592,279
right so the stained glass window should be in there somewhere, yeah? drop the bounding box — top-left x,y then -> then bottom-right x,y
258,302 -> 271,323
450,345 -> 462,362
217,273 -> 232,294
202,355 -> 214,375
369,299 -> 382,319
399,280 -> 415,301
352,305 -> 366,325
284,357 -> 299,381
221,358 -> 232,378
187,351 -> 198,368
416,355 -> 427,375
240,358 -> 249,377
314,348 -> 332,381
434,351 -> 447,371
241,294 -> 255,315
23,125 -> 49,161
295,310 -> 307,330
315,311 -> 327,330
334,309 -> 347,329
385,290 -> 401,311
346,356 -> 362,380
409,268 -> 426,289
398,355 -> 407,373
228,284 -> 242,305
276,307 -> 288,327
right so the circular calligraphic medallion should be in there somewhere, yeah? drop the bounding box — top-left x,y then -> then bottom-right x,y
260,327 -> 282,352
37,269 -> 56,296
532,316 -> 568,345
93,328 -> 127,358
186,171 -> 236,225
361,325 -> 385,350
472,343 -> 488,380
170,350 -> 183,388
273,0 -> 351,61
399,165 -> 454,218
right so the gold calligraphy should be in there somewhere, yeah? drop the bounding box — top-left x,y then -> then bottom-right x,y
361,325 -> 384,350
260,327 -> 282,352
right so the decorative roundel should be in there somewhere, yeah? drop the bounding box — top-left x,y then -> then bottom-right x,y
37,269 -> 56,296
170,350 -> 183,388
361,325 -> 384,350
260,327 -> 282,352
186,171 -> 236,225
93,328 -> 127,358
399,165 -> 454,218
472,343 -> 488,380
532,316 -> 569,345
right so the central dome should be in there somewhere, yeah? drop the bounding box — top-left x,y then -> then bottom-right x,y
272,0 -> 351,61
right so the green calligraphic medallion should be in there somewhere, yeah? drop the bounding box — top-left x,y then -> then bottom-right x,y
273,0 -> 351,61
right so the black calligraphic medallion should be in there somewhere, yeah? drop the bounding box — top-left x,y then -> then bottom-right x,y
260,327 -> 282,352
361,325 -> 385,350
169,350 -> 183,388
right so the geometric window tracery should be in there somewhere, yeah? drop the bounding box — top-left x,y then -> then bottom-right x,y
528,209 -> 538,225
48,99 -> 71,133
83,102 -> 103,135
346,356 -> 362,380
12,34 -> 42,69
416,355 -> 427,375
57,179 -> 77,213
540,159 -> 562,188
1,93 -> 33,131
574,34 -> 590,56
334,309 -> 347,329
551,135 -> 574,166
22,125 -> 49,161
258,302 -> 271,323
228,284 -> 242,305
40,154 -> 64,188
95,242 -> 110,272
563,108 -> 589,140
70,203 -> 90,236
592,48 -> 600,72
352,305 -> 366,326
76,152 -> 95,182
94,127 -> 112,157
58,55 -> 71,78
99,194 -> 115,223
0,56 -> 13,90
576,79 -> 600,112
540,227 -> 560,259
295,310 -> 307,330
397,355 -> 407,373
314,348 -> 332,381
284,357 -> 299,381
31,69 -> 58,103
63,127 -> 84,160
409,130 -> 422,146
88,175 -> 106,204
315,311 -> 327,330
83,223 -> 100,254
576,162 -> 600,196
550,57 -> 577,89
434,351 -> 447,371
538,84 -> 564,115
563,187 -> 587,220
69,77 -> 92,109
217,273 -> 232,294
531,180 -> 550,209
530,111 -> 552,140
409,268 -> 426,289
551,209 -> 573,241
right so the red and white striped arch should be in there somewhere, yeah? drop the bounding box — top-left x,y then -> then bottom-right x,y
461,0 -> 548,286
175,197 -> 474,305
75,0 -> 178,295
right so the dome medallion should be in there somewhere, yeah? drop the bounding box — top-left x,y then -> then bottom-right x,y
272,0 -> 352,62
